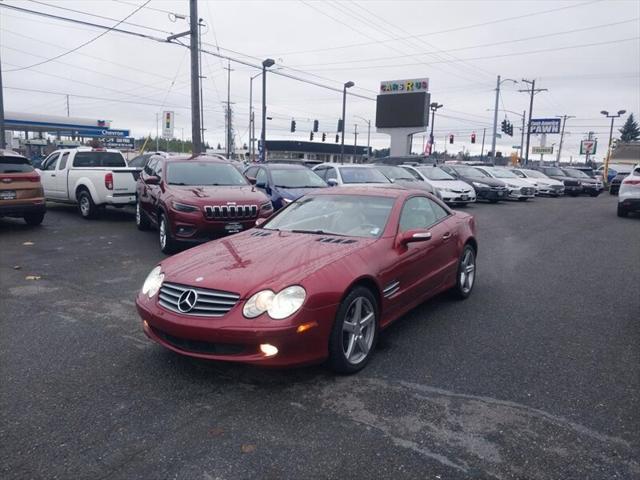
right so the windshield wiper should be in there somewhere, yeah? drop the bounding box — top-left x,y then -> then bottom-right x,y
290,229 -> 346,236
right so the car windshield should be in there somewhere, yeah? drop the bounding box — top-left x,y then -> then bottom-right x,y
271,168 -> 327,188
0,155 -> 34,173
128,154 -> 151,168
340,167 -> 390,184
374,165 -> 416,181
416,166 -> 454,180
563,169 -> 589,178
543,167 -> 565,176
263,194 -> 395,238
454,166 -> 490,178
167,161 -> 248,186
491,169 -> 518,179
522,169 -> 546,178
73,152 -> 126,167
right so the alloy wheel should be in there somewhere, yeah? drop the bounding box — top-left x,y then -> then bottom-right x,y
80,196 -> 90,216
459,248 -> 476,294
135,202 -> 141,225
342,297 -> 375,365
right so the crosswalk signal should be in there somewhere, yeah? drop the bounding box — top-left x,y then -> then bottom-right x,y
290,119 -> 296,132
313,120 -> 319,132
310,131 -> 314,141
322,132 -> 326,142
449,134 -> 454,144
471,132 -> 476,144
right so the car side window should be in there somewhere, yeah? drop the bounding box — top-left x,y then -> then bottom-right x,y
314,167 -> 327,180
326,167 -> 338,181
399,197 -> 439,232
428,198 -> 449,221
513,170 -> 525,178
42,153 -> 60,171
404,167 -> 422,180
255,168 -> 268,186
244,166 -> 258,179
155,160 -> 164,179
144,158 -> 158,176
58,152 -> 69,170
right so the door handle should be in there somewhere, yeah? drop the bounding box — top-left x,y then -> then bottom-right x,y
442,232 -> 452,239
51,174 -> 56,177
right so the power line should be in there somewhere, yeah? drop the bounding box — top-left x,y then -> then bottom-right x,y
5,1 -> 152,72
111,0 -> 188,17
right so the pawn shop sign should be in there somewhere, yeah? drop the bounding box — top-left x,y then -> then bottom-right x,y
580,140 -> 597,155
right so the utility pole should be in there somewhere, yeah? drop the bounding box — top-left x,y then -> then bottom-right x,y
339,81 -> 355,163
260,58 -> 275,162
555,114 -> 574,165
600,109 -> 626,184
353,124 -> 358,163
155,112 -> 159,151
585,131 -> 594,165
189,0 -> 203,154
519,79 -> 547,165
480,128 -> 486,161
520,110 -> 526,162
0,51 -> 5,149
429,102 -> 443,158
66,95 -> 70,117
225,60 -> 234,159
198,18 -> 205,151
491,76 -> 518,163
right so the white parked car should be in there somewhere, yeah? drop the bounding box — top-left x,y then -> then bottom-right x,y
511,168 -> 565,196
617,164 -> 640,217
473,166 -> 536,201
402,164 -> 476,205
312,163 -> 392,187
37,147 -> 138,218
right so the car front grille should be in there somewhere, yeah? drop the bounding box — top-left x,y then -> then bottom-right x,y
490,186 -> 507,191
158,282 -> 240,317
551,184 -> 564,191
203,204 -> 258,220
520,187 -> 535,196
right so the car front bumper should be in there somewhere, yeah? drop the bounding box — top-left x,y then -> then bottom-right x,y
475,187 -> 507,201
105,193 -> 137,205
506,187 -> 536,199
136,292 -> 337,367
440,191 -> 476,204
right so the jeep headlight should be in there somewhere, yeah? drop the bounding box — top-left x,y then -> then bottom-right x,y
142,266 -> 164,298
243,286 -> 306,319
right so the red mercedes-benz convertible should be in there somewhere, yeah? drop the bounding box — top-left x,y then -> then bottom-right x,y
136,187 -> 477,373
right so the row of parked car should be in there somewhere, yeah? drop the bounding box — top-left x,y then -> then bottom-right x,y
2,147 -> 638,246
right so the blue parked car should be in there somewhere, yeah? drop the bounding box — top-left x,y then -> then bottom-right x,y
243,163 -> 328,211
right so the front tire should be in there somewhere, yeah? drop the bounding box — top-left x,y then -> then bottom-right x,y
589,191 -> 600,197
451,244 -> 476,299
77,189 -> 99,219
136,201 -> 151,231
518,197 -> 528,202
158,212 -> 178,254
24,212 -> 44,226
328,287 -> 378,374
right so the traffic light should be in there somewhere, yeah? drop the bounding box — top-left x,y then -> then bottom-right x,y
310,131 -> 314,141
337,119 -> 343,133
449,134 -> 454,144
290,119 -> 296,132
508,123 -> 514,136
313,119 -> 319,132
471,132 -> 476,144
322,132 -> 326,142
335,134 -> 340,143
501,119 -> 507,133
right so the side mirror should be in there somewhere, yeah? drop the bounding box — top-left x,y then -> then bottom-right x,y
255,182 -> 267,189
247,176 -> 257,185
327,178 -> 338,187
398,229 -> 432,247
255,217 -> 266,227
145,175 -> 159,185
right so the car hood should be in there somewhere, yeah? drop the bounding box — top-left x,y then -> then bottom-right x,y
168,185 -> 269,204
534,177 -> 563,186
429,180 -> 474,191
547,175 -> 581,184
159,230 -> 375,298
496,177 -> 534,188
459,176 -> 505,187
275,186 -> 326,200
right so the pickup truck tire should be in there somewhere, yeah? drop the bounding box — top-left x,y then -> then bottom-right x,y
77,189 -> 99,219
158,212 -> 178,254
24,212 -> 45,226
135,201 -> 150,231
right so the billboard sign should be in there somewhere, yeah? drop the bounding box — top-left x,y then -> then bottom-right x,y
532,146 -> 554,155
529,118 -> 561,134
379,78 -> 429,95
104,137 -> 135,150
375,92 -> 430,128
162,111 -> 174,139
580,139 -> 597,155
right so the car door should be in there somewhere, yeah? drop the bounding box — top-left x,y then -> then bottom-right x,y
39,152 -> 60,198
50,151 -> 70,200
386,196 -> 457,308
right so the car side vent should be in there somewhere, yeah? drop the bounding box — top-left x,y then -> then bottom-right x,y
316,237 -> 357,244
250,231 -> 271,237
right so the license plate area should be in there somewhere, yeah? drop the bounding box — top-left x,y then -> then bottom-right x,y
0,190 -> 17,200
224,222 -> 243,233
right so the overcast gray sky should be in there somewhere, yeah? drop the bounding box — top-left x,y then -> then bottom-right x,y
2,0 -> 639,161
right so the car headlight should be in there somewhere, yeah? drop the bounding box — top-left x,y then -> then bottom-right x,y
142,266 -> 164,298
576,181 -> 582,185
471,182 -> 486,188
282,198 -> 293,205
243,285 -> 306,319
507,183 -> 519,189
171,201 -> 198,212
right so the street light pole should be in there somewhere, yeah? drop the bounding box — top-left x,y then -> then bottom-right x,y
491,76 -> 518,163
519,79 -> 548,165
249,73 -> 261,162
259,58 -> 275,162
340,81 -> 355,163
429,102 -> 442,159
601,109 -> 626,184
354,115 -> 371,159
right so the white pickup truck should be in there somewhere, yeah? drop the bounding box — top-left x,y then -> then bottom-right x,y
37,147 -> 138,219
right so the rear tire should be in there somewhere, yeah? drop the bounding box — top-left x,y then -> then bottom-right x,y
77,189 -> 99,219
23,212 -> 44,226
136,201 -> 150,231
328,287 -> 378,374
488,199 -> 499,204
158,212 -> 178,254
617,204 -> 628,217
451,244 -> 476,300
518,197 -> 528,202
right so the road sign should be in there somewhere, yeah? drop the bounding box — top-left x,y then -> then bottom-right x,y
379,78 -> 429,95
532,146 -> 554,154
580,139 -> 597,155
162,111 -> 174,139
104,137 -> 135,150
530,118 -> 561,134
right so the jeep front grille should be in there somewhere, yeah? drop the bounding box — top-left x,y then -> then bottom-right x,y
203,204 -> 258,220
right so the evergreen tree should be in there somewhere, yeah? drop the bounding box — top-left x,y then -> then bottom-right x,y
619,113 -> 640,142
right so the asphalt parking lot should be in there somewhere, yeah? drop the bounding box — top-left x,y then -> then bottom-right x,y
1,195 -> 639,480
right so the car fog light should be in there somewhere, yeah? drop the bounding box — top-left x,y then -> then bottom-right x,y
260,344 -> 278,357
296,321 -> 318,334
